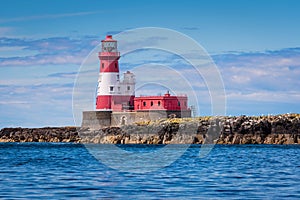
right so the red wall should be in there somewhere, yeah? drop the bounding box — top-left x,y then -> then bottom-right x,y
98,52 -> 120,73
97,94 -> 188,111
134,95 -> 188,111
96,95 -> 134,111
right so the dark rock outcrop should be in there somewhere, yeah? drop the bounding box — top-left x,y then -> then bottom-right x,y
0,127 -> 80,143
0,114 -> 299,144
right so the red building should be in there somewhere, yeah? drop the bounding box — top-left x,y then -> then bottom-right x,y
134,92 -> 188,111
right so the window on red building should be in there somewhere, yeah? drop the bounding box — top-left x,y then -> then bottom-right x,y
158,101 -> 161,106
143,102 -> 146,107
151,101 -> 153,106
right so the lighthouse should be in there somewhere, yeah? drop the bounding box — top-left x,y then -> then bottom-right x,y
82,34 -> 191,129
96,35 -> 135,111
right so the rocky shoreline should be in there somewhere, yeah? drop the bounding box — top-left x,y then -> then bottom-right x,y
1,114 -> 299,144
0,127 -> 79,143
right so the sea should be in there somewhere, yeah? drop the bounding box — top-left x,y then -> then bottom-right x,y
0,143 -> 299,199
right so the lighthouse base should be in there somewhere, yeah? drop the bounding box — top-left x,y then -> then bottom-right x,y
81,110 -> 191,130
81,111 -> 112,130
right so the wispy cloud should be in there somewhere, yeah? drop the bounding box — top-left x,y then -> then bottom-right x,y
181,27 -> 200,31
0,11 -> 101,23
212,48 -> 300,109
0,53 -> 85,66
1,33 -> 300,126
0,27 -> 13,36
226,91 -> 300,103
48,71 -> 78,78
213,48 -> 300,68
0,36 -> 100,66
0,82 -> 75,127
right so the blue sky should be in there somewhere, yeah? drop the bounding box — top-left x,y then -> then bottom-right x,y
0,0 -> 300,127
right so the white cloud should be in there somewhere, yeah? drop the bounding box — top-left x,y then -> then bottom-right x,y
215,48 -> 300,93
231,75 -> 251,84
0,36 -> 99,66
1,35 -> 300,126
0,11 -> 101,23
0,100 -> 28,104
0,27 -> 13,36
226,91 -> 300,103
0,82 -> 75,127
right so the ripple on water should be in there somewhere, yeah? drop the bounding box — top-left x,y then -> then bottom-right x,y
0,143 -> 299,199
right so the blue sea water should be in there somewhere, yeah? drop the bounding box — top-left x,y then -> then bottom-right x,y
0,143 -> 299,199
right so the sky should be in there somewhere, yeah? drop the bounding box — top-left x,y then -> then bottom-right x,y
0,0 -> 300,127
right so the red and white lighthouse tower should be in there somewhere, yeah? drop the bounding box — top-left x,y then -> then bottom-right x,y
96,35 -> 135,111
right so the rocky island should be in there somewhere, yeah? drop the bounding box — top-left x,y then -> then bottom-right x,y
1,114 -> 299,144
